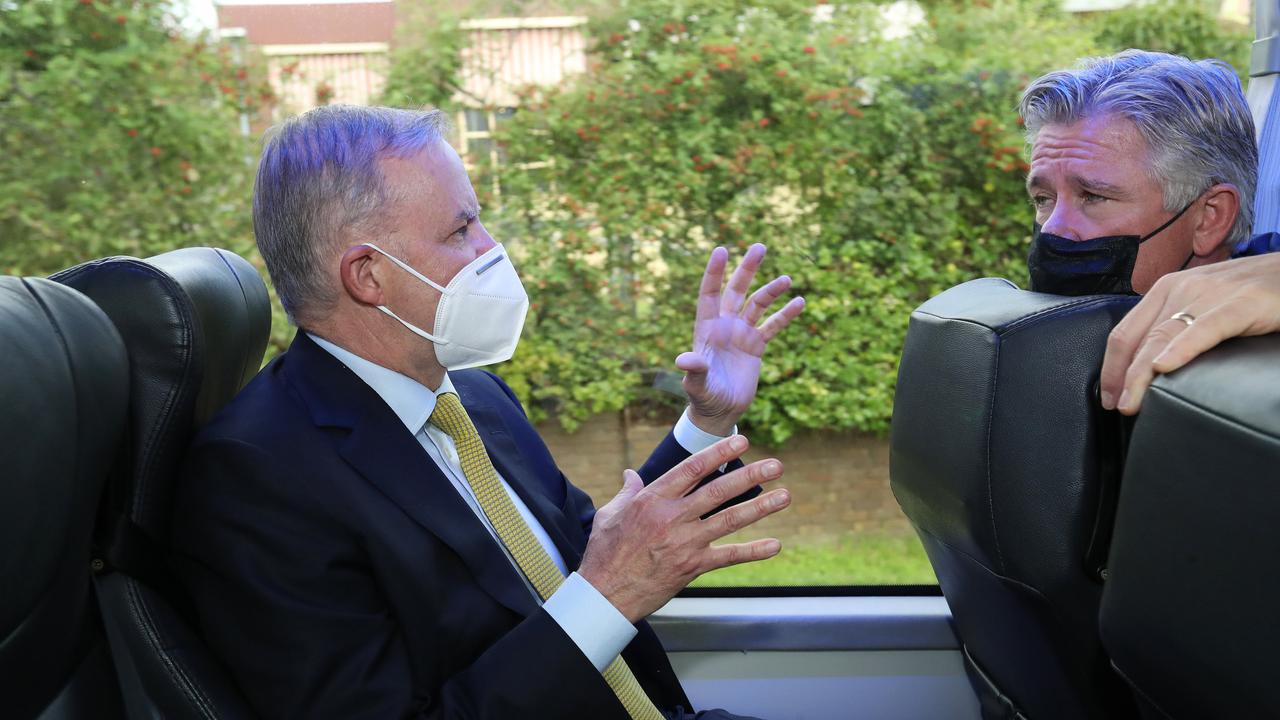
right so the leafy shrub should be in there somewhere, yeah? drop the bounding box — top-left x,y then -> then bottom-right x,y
384,0 -> 1249,444
461,0 -> 1098,443
0,1 -> 262,281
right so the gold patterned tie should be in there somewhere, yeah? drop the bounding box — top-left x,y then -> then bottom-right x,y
430,392 -> 664,720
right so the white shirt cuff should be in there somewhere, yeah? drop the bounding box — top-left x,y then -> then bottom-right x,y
673,407 -> 736,454
543,572 -> 638,673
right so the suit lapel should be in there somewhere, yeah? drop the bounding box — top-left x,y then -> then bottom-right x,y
283,333 -> 539,618
454,374 -> 584,570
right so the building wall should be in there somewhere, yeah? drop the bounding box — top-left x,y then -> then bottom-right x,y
267,49 -> 389,116
535,411 -> 911,546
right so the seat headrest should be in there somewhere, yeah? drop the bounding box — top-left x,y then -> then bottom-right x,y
891,278 -> 1137,582
51,248 -> 271,537
0,277 -> 129,716
1100,333 -> 1280,718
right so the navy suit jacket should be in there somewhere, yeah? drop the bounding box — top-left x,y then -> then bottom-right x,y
172,332 -> 734,719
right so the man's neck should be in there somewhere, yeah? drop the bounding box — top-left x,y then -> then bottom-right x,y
305,324 -> 446,391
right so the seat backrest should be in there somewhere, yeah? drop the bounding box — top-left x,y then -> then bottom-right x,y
0,277 -> 128,719
1100,333 -> 1280,719
52,247 -> 270,719
890,278 -> 1138,719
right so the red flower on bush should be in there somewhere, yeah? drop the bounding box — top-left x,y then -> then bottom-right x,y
150,146 -> 163,157
126,128 -> 138,138
758,118 -> 771,127
115,15 -> 126,24
803,46 -> 816,54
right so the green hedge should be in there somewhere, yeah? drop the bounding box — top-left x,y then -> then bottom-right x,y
2,1 -> 1248,443
458,0 -> 1248,443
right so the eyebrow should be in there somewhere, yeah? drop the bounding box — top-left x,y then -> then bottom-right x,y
1024,173 -> 1130,198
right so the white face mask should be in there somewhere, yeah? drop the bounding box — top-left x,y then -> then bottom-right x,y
363,242 -> 529,370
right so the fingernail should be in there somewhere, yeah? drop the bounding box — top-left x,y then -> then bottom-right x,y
1100,390 -> 1115,409
763,460 -> 782,477
729,435 -> 747,451
771,489 -> 790,508
1117,389 -> 1132,412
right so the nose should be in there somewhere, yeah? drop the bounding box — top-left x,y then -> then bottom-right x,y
1040,203 -> 1081,241
472,220 -> 498,256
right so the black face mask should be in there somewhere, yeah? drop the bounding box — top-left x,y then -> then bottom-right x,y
1027,199 -> 1196,296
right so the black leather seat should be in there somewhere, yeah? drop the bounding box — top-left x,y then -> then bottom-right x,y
1,277 -> 128,719
51,248 -> 271,719
1100,333 -> 1280,719
890,278 -> 1138,719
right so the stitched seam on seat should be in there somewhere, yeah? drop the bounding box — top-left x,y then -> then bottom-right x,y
986,341 -> 1005,573
212,248 -> 258,391
16,278 -> 83,623
1000,296 -> 1126,335
912,294 -> 1119,336
127,579 -> 219,719
131,265 -> 199,522
1150,385 -> 1280,442
1109,661 -> 1175,719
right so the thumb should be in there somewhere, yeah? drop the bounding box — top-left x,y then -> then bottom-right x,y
598,469 -> 644,520
619,468 -> 644,498
675,351 -> 709,376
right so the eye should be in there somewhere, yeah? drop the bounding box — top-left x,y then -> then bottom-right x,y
1029,195 -> 1053,210
1082,191 -> 1108,204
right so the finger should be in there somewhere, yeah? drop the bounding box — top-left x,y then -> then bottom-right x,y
674,351 -> 709,375
686,458 -> 784,518
743,275 -> 792,326
1100,285 -> 1175,409
1116,316 -> 1194,415
721,243 -> 766,317
695,247 -> 729,325
703,538 -> 783,572
697,488 -> 791,544
648,434 -> 750,499
1151,301 -> 1249,374
594,469 -> 646,522
758,296 -> 806,342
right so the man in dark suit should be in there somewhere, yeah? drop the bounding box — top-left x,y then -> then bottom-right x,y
171,105 -> 804,719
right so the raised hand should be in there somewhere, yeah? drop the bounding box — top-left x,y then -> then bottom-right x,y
578,435 -> 791,622
1100,253 -> 1280,415
677,244 -> 806,436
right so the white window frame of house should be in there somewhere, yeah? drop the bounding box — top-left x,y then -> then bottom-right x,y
452,17 -> 585,191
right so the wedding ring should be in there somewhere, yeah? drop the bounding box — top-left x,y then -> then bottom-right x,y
1170,311 -> 1196,327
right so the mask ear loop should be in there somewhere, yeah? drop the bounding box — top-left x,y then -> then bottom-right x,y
362,242 -> 451,295
360,242 -> 452,345
1139,197 -> 1199,243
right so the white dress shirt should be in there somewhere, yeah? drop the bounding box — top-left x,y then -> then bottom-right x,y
308,334 -> 727,673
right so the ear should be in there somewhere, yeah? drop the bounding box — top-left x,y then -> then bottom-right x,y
339,244 -> 387,307
1191,183 -> 1241,257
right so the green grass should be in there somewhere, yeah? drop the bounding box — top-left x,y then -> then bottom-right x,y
689,534 -> 937,588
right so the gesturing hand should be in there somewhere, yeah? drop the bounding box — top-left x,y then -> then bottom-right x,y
678,244 -> 806,436
1100,253 -> 1280,415
578,435 -> 791,623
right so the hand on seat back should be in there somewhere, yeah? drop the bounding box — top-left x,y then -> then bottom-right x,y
1101,253 -> 1280,414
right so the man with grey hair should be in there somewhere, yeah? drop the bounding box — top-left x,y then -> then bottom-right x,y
1020,48 -> 1255,299
172,105 -> 803,719
1016,49 -> 1266,412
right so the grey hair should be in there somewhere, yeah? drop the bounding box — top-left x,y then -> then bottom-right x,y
253,105 -> 450,325
1020,49 -> 1256,248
